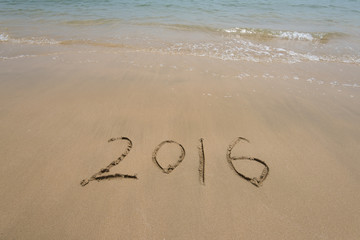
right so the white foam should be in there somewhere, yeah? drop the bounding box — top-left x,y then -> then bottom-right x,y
276,31 -> 314,41
0,33 -> 59,45
0,33 -> 9,42
223,28 -> 319,42
342,83 -> 360,88
307,78 -> 315,83
224,28 -> 237,33
0,54 -> 36,60
223,28 -> 255,34
236,73 -> 250,79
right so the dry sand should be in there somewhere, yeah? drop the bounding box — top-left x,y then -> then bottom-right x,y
0,49 -> 360,239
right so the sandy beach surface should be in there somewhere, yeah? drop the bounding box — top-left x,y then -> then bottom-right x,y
0,48 -> 360,239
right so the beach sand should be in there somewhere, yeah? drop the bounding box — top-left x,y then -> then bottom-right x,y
0,49 -> 360,239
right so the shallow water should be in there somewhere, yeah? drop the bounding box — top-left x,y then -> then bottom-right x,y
1,0 -> 360,63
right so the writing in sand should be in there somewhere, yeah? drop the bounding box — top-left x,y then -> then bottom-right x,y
80,137 -> 270,188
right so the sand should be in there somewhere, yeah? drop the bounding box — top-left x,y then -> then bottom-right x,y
0,49 -> 360,239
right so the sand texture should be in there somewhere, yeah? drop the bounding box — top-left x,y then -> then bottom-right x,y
0,50 -> 360,239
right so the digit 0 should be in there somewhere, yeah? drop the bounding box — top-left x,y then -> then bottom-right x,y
152,140 -> 185,174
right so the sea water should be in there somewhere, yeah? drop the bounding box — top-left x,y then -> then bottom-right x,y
0,0 -> 359,63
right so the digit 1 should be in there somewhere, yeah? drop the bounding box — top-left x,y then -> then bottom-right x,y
198,138 -> 205,185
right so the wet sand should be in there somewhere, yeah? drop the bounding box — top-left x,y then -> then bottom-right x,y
0,49 -> 360,239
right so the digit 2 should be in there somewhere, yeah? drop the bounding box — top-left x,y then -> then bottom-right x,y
80,137 -> 138,187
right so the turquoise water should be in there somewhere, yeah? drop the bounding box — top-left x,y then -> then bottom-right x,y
1,0 -> 360,63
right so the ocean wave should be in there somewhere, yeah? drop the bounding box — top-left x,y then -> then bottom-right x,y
64,18 -> 122,26
135,22 -> 217,33
0,32 -> 59,44
0,54 -> 37,60
135,23 -> 343,43
1,32 -> 358,65
164,39 -> 360,64
0,33 -> 9,41
0,32 -> 132,48
221,27 -> 342,42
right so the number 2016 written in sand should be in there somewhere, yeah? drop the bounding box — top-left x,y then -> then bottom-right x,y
80,137 -> 270,188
